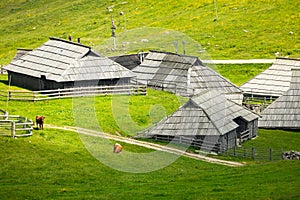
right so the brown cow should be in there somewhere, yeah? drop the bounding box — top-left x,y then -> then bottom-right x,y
36,116 -> 45,130
113,143 -> 122,153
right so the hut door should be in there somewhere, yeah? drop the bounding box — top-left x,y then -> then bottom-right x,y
233,117 -> 246,145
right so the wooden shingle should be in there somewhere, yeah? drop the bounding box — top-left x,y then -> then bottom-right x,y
259,68 -> 300,129
132,51 -> 242,103
241,58 -> 300,97
4,37 -> 135,83
139,90 -> 258,137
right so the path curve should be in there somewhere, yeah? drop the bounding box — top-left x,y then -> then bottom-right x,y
45,124 -> 245,167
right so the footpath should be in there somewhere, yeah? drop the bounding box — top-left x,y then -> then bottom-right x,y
46,125 -> 245,167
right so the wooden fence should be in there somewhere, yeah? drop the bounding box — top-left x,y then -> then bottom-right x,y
221,146 -> 285,161
148,135 -> 285,161
0,66 -> 7,75
0,110 -> 33,137
7,84 -> 147,101
243,95 -> 278,113
145,80 -> 195,97
152,135 -> 222,153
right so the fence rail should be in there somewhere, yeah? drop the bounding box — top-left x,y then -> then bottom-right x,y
243,95 -> 278,113
7,84 -> 147,101
145,134 -> 286,161
221,146 -> 284,161
0,110 -> 33,137
142,79 -> 195,97
152,135 -> 222,153
0,66 -> 7,74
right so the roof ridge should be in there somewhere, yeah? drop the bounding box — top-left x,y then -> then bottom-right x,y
190,91 -> 231,135
276,57 -> 300,62
192,65 -> 241,93
49,37 -> 91,49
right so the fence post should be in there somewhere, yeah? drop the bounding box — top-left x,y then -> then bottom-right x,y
33,92 -> 36,102
269,148 -> 272,161
251,146 -> 255,160
8,91 -> 11,100
233,146 -> 236,156
11,121 -> 16,138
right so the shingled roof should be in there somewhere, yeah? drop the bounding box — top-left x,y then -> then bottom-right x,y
132,51 -> 241,99
240,58 -> 300,97
258,68 -> 300,129
12,48 -> 32,61
139,90 -> 258,137
4,37 -> 135,82
109,53 -> 145,70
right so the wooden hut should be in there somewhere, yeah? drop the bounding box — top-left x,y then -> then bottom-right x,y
258,68 -> 300,129
132,51 -> 243,104
4,37 -> 135,91
240,58 -> 300,98
138,90 -> 259,152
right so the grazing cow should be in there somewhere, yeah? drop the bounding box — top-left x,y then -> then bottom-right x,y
113,143 -> 122,153
35,116 -> 45,130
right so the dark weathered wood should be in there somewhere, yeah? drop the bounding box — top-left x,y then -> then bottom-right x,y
252,146 -> 255,159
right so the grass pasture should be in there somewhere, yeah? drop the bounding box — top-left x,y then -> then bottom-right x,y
215,63 -> 271,86
0,0 -> 299,198
0,128 -> 299,199
0,69 -> 299,199
0,0 -> 299,64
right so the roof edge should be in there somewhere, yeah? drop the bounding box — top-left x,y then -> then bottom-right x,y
49,37 -> 91,49
149,50 -> 199,60
276,57 -> 300,62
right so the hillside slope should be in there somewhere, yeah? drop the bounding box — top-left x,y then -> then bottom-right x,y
0,0 -> 299,64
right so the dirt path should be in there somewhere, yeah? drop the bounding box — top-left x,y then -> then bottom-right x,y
45,124 -> 245,167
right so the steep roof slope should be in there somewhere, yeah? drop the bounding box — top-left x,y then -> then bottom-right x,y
4,37 -> 135,82
109,54 -> 144,70
132,51 -> 241,96
258,68 -> 300,129
140,90 -> 258,137
59,56 -> 136,82
240,58 -> 300,97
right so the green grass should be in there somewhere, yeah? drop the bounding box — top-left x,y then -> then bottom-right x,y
243,129 -> 300,150
0,72 -> 299,198
216,63 -> 271,86
0,0 -> 299,65
0,12 -> 299,196
0,88 -> 184,136
0,128 -> 299,199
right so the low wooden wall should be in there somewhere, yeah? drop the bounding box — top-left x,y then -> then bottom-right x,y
7,84 -> 147,101
0,110 -> 33,137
